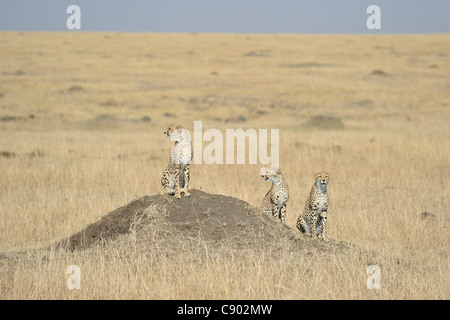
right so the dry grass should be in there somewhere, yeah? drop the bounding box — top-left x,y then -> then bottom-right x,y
0,32 -> 449,299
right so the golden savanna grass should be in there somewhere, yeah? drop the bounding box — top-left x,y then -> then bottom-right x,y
0,32 -> 449,299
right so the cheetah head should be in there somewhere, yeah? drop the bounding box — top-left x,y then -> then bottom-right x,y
164,124 -> 183,137
164,124 -> 191,142
261,167 -> 282,183
314,172 -> 330,187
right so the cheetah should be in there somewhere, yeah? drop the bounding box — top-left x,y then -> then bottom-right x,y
161,124 -> 193,199
296,172 -> 330,241
260,167 -> 289,223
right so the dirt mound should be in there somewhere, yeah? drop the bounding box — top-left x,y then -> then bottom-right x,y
369,69 -> 390,76
54,189 -> 346,254
301,115 -> 345,130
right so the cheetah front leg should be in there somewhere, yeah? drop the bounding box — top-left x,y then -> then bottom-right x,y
296,216 -> 306,233
271,202 -> 278,220
319,210 -> 328,242
279,203 -> 287,223
181,164 -> 191,197
174,165 -> 182,199
161,169 -> 175,195
259,192 -> 272,217
310,211 -> 317,239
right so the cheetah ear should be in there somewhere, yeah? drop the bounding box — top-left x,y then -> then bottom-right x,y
276,168 -> 281,174
313,172 -> 320,179
177,128 -> 182,133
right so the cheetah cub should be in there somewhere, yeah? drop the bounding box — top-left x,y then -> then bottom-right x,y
296,172 -> 330,241
161,124 -> 193,199
260,167 -> 289,223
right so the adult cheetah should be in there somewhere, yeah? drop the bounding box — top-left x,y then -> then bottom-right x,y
260,167 -> 289,223
161,124 -> 193,199
296,172 -> 330,241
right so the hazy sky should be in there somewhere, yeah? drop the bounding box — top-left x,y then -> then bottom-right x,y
0,0 -> 449,33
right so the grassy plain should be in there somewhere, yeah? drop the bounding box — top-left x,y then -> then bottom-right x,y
0,32 -> 449,299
